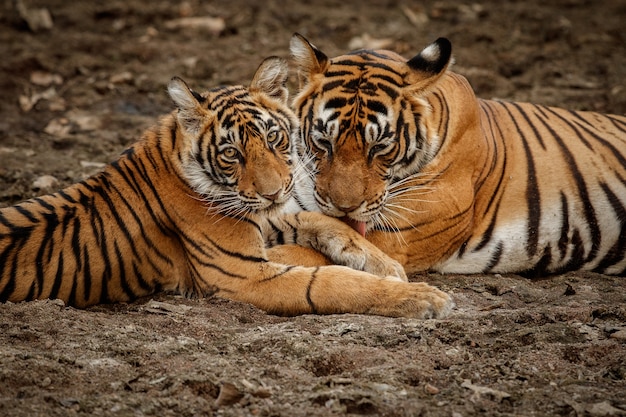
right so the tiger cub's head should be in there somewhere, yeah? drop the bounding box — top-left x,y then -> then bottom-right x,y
168,57 -> 300,216
290,34 -> 453,235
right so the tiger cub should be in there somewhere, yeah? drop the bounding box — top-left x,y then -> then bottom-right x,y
290,34 -> 626,276
0,57 -> 453,318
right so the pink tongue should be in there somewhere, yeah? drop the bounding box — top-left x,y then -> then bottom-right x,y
340,216 -> 367,237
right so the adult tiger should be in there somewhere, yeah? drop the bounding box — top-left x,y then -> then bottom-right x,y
0,57 -> 453,318
290,34 -> 626,276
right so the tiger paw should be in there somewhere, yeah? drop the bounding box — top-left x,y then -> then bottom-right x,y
369,281 -> 454,319
324,237 -> 408,281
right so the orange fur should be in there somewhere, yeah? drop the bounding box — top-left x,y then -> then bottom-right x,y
0,57 -> 452,318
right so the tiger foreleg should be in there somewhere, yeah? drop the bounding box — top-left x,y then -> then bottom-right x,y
264,212 -> 408,281
226,264 -> 452,318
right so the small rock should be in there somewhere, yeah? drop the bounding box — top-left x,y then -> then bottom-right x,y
461,379 -> 511,402
43,118 -> 70,137
588,401 -> 625,416
215,382 -> 244,406
164,16 -> 225,35
610,329 -> 626,341
59,398 -> 79,408
425,383 -> 440,395
16,0 -> 53,31
66,111 -> 101,131
19,87 -> 58,112
109,71 -> 134,85
30,71 -> 63,87
348,34 -> 394,50
144,299 -> 192,315
32,175 -> 59,191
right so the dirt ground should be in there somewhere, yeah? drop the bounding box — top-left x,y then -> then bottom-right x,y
1,0 -> 626,416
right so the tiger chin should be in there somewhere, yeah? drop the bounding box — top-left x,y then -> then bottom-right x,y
290,34 -> 626,277
0,56 -> 453,319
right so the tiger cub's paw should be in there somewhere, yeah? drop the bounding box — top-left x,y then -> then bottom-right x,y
373,282 -> 454,319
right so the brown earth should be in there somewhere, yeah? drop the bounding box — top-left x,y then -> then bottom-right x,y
1,0 -> 626,416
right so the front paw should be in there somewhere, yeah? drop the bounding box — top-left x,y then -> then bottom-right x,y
371,282 -> 454,319
320,233 -> 407,280
327,244 -> 408,281
364,253 -> 408,282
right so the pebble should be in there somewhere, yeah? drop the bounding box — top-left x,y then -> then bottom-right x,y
588,401 -> 625,416
32,175 -> 59,191
609,329 -> 626,341
30,71 -> 63,87
215,382 -> 244,406
164,16 -> 225,35
43,118 -> 70,137
425,383 -> 440,394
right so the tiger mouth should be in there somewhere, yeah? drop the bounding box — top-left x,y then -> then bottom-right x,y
340,216 -> 367,237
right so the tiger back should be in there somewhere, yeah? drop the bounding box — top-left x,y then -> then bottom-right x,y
0,56 -> 453,318
290,34 -> 626,276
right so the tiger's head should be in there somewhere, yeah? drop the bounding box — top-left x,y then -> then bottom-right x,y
168,57 -> 302,217
290,34 -> 453,236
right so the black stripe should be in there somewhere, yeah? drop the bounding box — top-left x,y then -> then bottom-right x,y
534,110 -> 601,262
15,205 -> 38,223
306,268 -> 319,314
606,114 -> 626,134
483,241 -> 503,272
376,82 -> 399,100
472,102 -> 508,253
115,241 -> 136,301
556,192 -> 570,260
48,252 -> 64,300
267,219 -> 285,245
82,246 -> 92,303
95,179 -> 141,260
261,265 -> 295,282
366,99 -> 388,116
500,102 -> 541,256
69,215 -> 83,282
594,182 -> 626,273
132,261 -> 153,292
33,209 -> 61,298
0,236 -> 24,301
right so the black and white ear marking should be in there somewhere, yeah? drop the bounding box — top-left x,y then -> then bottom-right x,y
407,38 -> 452,75
168,76 -> 206,135
250,56 -> 290,104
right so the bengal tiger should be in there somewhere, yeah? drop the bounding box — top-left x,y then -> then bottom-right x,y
0,56 -> 453,318
289,33 -> 626,276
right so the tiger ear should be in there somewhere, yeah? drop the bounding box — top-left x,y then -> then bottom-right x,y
404,38 -> 453,92
250,56 -> 289,104
290,33 -> 329,85
168,76 -> 207,135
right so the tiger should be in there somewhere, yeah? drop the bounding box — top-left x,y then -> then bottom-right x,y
0,56 -> 453,318
289,33 -> 626,277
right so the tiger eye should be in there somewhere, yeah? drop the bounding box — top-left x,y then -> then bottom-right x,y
222,147 -> 238,159
267,131 -> 280,144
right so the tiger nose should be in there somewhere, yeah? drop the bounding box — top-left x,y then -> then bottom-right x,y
262,190 -> 281,201
337,204 -> 360,214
